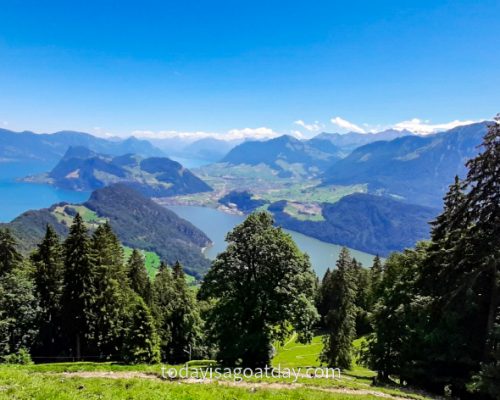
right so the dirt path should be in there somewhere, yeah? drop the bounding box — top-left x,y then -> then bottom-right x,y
55,371 -> 415,400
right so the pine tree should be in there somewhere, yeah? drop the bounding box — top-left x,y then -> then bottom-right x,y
353,259 -> 371,336
321,247 -> 358,369
122,295 -> 160,364
90,223 -> 129,358
127,249 -> 151,304
462,117 -> 500,357
0,229 -> 22,276
366,244 -> 429,384
151,262 -> 175,360
317,268 -> 334,327
61,213 -> 96,360
369,255 -> 383,303
31,225 -> 64,357
412,118 -> 500,396
167,261 -> 203,363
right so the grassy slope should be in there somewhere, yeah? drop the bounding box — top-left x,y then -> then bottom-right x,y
0,337 -> 433,399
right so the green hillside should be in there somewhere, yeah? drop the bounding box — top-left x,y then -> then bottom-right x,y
1,185 -> 212,277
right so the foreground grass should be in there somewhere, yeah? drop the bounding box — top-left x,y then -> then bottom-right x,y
1,367 -> 384,400
0,364 -> 431,400
0,336 -> 434,400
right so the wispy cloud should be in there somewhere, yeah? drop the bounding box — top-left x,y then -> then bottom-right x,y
92,126 -> 115,138
392,118 -> 479,135
330,117 -> 366,134
132,127 -> 280,141
293,119 -> 323,132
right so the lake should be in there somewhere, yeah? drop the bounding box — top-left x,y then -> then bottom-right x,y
0,162 -> 89,223
167,205 -> 376,278
0,161 -> 377,277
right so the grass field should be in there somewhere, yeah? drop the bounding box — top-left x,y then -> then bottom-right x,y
123,246 -> 161,278
0,336 -> 434,400
122,246 -> 196,284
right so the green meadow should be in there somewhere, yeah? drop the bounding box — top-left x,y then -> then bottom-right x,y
0,336 -> 433,400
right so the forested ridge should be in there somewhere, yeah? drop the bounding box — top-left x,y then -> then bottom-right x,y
0,118 -> 498,399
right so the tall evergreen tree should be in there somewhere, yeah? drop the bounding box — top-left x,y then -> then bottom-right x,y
90,223 -> 129,358
409,118 -> 500,396
369,255 -> 384,303
31,225 -> 64,358
167,261 -> 203,363
61,213 -> 96,360
366,245 -> 428,383
199,212 -> 319,368
152,262 -> 175,360
462,117 -> 500,357
321,247 -> 358,369
353,259 -> 371,336
317,268 -> 334,328
122,295 -> 160,364
0,229 -> 22,276
127,249 -> 151,304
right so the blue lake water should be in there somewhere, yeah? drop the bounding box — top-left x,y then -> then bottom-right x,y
0,162 -> 89,222
167,205 -> 376,278
0,160 -> 376,278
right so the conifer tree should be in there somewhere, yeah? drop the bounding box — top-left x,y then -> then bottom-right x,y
61,213 -> 96,360
462,117 -> 500,356
369,255 -> 383,303
317,268 -> 334,327
152,262 -> 175,360
90,223 -> 128,358
411,118 -> 500,395
0,229 -> 22,276
127,249 -> 151,304
31,225 -> 64,357
321,247 -> 358,369
122,295 -> 160,364
167,261 -> 203,363
353,259 -> 371,336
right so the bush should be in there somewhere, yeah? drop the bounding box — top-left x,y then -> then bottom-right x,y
2,348 -> 33,365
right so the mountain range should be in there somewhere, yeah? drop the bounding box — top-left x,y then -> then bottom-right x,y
308,129 -> 414,155
0,128 -> 164,163
322,122 -> 488,207
219,129 -> 415,175
27,146 -> 212,197
1,184 -> 211,277
221,135 -> 342,176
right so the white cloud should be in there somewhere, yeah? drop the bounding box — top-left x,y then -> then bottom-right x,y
330,117 -> 366,134
131,127 -> 280,142
293,119 -> 323,132
92,126 -> 115,138
392,118 -> 479,135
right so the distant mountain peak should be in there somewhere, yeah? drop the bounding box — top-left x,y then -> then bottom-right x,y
47,147 -> 212,196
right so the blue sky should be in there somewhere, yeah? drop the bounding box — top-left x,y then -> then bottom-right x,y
0,0 -> 499,139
